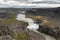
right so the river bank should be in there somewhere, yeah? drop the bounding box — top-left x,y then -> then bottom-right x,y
16,14 -> 56,40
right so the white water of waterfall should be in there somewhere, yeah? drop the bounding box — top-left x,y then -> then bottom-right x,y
16,14 -> 56,40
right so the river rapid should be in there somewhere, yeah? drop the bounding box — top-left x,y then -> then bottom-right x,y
16,14 -> 56,40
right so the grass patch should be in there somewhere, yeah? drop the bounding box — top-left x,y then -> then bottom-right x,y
26,15 -> 56,27
19,33 -> 27,40
0,14 -> 18,23
12,32 -> 19,40
2,18 -> 17,23
26,15 -> 44,20
12,32 -> 27,40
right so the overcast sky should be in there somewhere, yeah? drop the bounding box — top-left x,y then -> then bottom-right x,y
0,0 -> 60,8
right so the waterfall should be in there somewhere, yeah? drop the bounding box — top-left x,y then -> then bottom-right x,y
16,14 -> 56,40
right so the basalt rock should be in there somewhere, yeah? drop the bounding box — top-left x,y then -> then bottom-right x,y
37,25 -> 60,38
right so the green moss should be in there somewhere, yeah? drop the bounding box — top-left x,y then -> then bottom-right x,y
19,33 -> 27,40
0,15 -> 18,23
12,32 -> 20,40
12,32 -> 27,40
2,18 -> 17,23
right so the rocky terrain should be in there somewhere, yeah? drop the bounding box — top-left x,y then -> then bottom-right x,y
26,8 -> 60,40
0,9 -> 46,40
0,8 -> 59,40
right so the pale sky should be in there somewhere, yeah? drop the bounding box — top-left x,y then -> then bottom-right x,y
0,0 -> 60,8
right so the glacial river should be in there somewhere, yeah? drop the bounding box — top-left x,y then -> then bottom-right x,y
16,14 -> 56,40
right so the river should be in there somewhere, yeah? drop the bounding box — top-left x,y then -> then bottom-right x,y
16,14 -> 56,40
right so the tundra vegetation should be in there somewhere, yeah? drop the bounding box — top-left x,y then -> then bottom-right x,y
26,14 -> 60,40
12,32 -> 27,40
0,14 -> 29,40
0,14 -> 18,23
